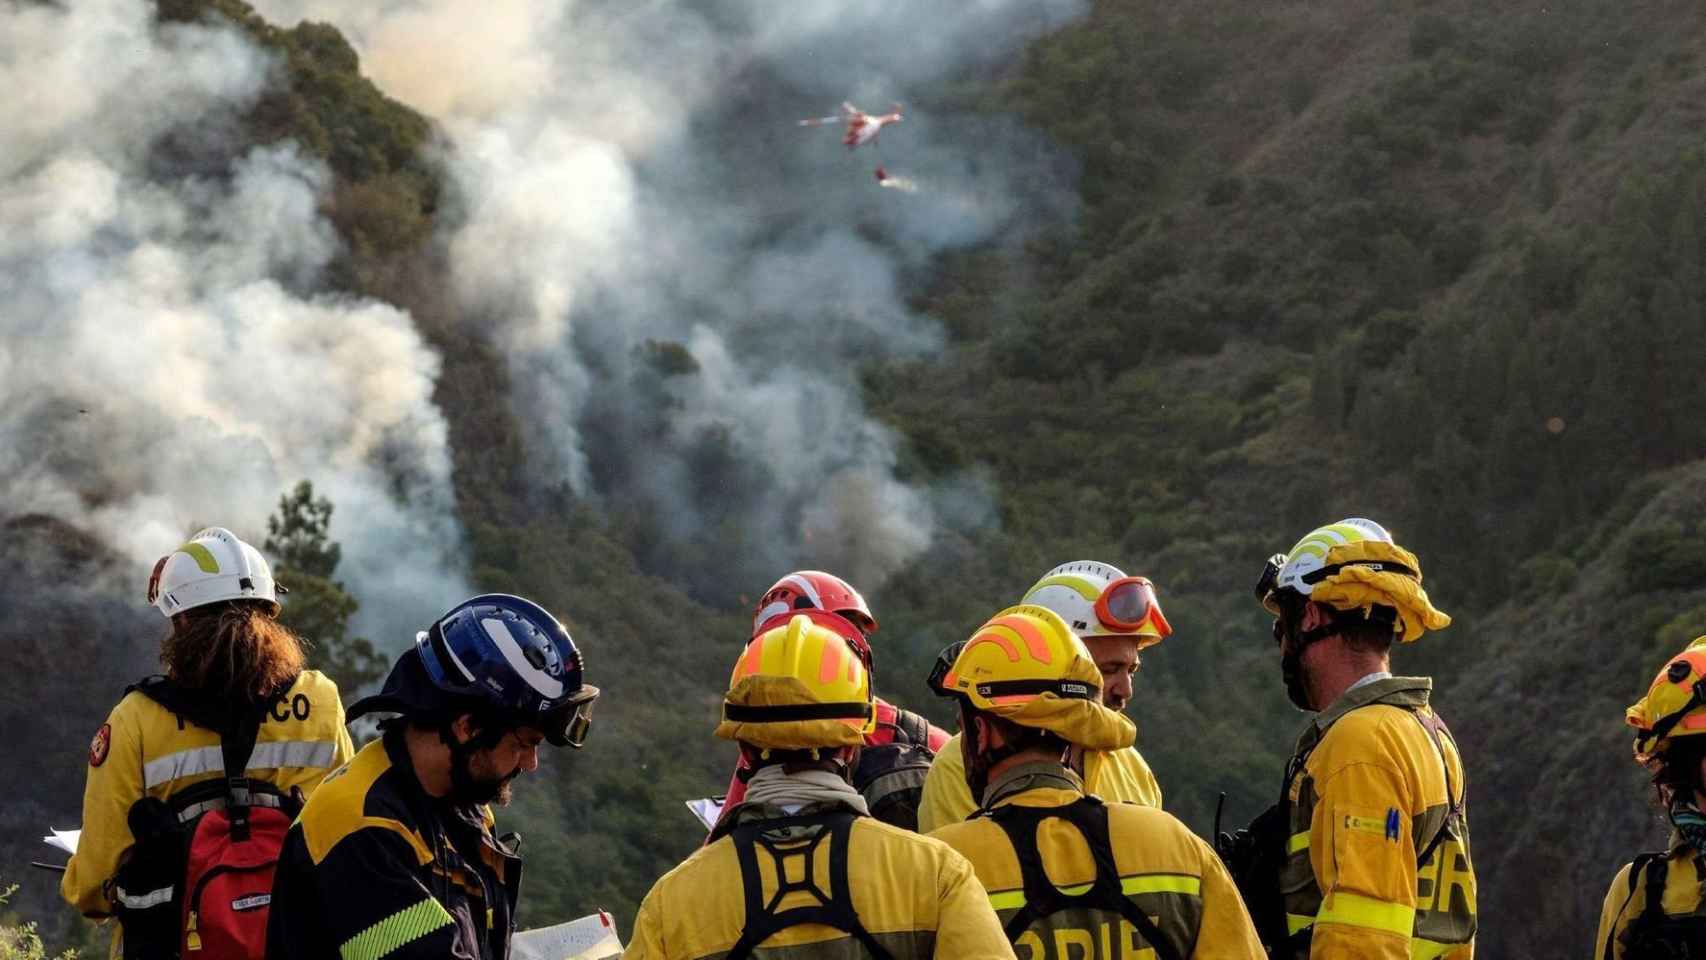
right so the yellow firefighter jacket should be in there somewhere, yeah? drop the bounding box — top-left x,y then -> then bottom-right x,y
626,797 -> 1015,960
1279,676 -> 1475,960
1595,839 -> 1706,959
929,763 -> 1263,959
61,670 -> 354,918
918,733 -> 1161,834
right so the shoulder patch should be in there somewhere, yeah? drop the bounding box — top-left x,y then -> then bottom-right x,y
89,723 -> 111,767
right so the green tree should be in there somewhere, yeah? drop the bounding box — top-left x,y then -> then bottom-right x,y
265,481 -> 386,691
0,884 -> 75,960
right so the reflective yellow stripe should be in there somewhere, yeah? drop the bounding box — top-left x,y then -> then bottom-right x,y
340,898 -> 453,960
1286,913 -> 1313,935
1028,575 -> 1102,600
1410,937 -> 1458,960
1288,831 -> 1311,854
1123,875 -> 1201,896
986,874 -> 1202,911
1317,891 -> 1415,936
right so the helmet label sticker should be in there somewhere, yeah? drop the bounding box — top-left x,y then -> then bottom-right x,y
88,723 -> 111,767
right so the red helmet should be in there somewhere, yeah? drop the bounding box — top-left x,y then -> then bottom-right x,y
752,571 -> 878,638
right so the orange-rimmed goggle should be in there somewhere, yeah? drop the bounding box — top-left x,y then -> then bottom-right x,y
1093,576 -> 1172,637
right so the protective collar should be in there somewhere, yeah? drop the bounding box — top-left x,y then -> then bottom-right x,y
1305,541 -> 1451,643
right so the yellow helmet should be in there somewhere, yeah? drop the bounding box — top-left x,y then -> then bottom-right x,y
715,611 -> 876,750
936,605 -> 1134,752
1627,636 -> 1706,760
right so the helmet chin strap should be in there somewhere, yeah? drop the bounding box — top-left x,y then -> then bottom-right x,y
1277,603 -> 1339,711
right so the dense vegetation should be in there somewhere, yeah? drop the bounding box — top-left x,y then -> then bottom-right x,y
7,2 -> 1706,958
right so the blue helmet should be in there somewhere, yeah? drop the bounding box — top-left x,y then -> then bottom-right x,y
352,594 -> 599,747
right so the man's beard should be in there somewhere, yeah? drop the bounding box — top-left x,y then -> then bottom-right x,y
449,748 -> 521,806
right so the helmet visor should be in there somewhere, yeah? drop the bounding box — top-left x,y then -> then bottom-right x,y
927,640 -> 968,697
1256,553 -> 1288,615
1094,577 -> 1172,636
543,686 -> 599,748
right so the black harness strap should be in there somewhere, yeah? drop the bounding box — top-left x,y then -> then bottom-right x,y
1602,853 -> 1661,960
1642,852 -> 1669,922
988,797 -> 1184,960
1411,711 -> 1467,871
724,812 -> 894,960
129,675 -> 292,840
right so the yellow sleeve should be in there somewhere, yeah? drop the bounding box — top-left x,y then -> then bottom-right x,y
1134,750 -> 1162,808
61,704 -> 143,916
623,882 -> 668,960
1308,762 -> 1414,960
330,695 -> 356,768
932,848 -> 1018,960
918,734 -> 975,835
1594,862 -> 1636,960
1088,747 -> 1163,808
1192,836 -> 1266,959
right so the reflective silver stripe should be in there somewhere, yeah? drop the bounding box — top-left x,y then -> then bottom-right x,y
176,792 -> 284,822
115,885 -> 173,910
144,740 -> 339,788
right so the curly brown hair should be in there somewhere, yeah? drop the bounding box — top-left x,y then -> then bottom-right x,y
160,600 -> 306,702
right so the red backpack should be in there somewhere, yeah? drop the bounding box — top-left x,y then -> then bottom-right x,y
110,677 -> 301,960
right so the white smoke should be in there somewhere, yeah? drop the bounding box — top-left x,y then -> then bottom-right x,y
247,0 -> 1086,595
0,0 -> 467,648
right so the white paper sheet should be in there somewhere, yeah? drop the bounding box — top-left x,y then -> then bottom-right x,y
511,911 -> 623,960
685,797 -> 725,831
42,828 -> 80,856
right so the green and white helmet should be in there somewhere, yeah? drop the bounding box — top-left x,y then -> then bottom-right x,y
146,527 -> 282,618
1021,561 -> 1172,647
1272,518 -> 1395,599
1255,517 -> 1448,644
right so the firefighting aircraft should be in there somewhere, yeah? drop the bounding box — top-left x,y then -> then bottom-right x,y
799,102 -> 908,185
798,101 -> 904,150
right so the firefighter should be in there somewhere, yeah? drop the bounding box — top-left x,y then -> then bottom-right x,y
1597,636 -> 1706,957
62,527 -> 354,958
919,561 -> 1169,833
1229,518 -> 1475,959
265,594 -> 599,960
927,604 -> 1263,959
628,612 -> 1013,959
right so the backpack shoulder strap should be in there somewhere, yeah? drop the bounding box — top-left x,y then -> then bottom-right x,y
1410,710 -> 1467,870
1641,851 -> 1669,921
724,811 -> 893,960
1601,852 -> 1664,960
989,797 -> 1182,960
129,675 -> 215,728
130,674 -> 297,835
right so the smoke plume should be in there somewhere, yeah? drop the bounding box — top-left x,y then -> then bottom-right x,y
247,0 -> 1084,601
0,0 -> 467,646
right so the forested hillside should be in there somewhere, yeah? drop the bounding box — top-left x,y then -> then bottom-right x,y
5,2 -> 1706,958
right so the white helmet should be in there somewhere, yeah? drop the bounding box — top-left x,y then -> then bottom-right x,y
1021,560 -> 1173,648
146,527 -> 282,618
